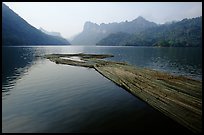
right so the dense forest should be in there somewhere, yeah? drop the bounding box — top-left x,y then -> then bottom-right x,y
96,17 -> 202,47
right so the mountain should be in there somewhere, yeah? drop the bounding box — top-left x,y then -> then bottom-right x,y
96,16 -> 202,47
2,3 -> 70,46
70,22 -> 109,45
71,16 -> 157,45
96,32 -> 131,46
39,27 -> 63,38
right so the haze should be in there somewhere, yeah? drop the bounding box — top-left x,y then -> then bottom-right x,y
3,2 -> 202,39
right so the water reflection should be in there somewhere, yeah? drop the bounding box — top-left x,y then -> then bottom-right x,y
2,46 -> 99,97
2,59 -> 191,133
2,46 -> 202,97
95,46 -> 202,80
2,46 -> 200,133
2,47 -> 36,97
148,47 -> 202,80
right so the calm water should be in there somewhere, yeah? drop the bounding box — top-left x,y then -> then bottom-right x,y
2,46 -> 202,133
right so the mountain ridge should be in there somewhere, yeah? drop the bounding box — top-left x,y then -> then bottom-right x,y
39,27 -> 63,38
71,16 -> 157,45
96,16 -> 202,47
2,3 -> 70,46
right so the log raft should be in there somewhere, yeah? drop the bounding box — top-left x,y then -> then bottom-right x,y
44,53 -> 202,133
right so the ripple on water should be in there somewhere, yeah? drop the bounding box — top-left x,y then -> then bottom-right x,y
2,46 -> 201,133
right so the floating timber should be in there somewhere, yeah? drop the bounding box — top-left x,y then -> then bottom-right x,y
44,53 -> 202,133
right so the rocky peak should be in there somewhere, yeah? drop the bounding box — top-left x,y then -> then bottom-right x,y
83,21 -> 99,32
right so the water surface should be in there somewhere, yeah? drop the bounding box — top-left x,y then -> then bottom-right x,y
3,46 -> 201,133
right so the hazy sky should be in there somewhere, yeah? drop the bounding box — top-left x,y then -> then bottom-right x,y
3,2 -> 202,39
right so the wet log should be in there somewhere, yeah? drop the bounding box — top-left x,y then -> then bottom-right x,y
44,53 -> 202,133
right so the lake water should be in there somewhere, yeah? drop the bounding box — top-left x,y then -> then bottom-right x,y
2,46 -> 202,133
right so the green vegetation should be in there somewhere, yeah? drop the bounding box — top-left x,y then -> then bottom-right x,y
97,17 -> 202,47
96,32 -> 131,46
71,16 -> 157,45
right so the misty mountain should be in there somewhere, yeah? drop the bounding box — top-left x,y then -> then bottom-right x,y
71,16 -> 157,45
39,27 -> 63,38
2,3 -> 70,46
97,17 -> 202,47
96,32 -> 131,46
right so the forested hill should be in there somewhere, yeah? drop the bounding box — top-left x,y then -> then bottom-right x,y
96,17 -> 202,47
2,3 -> 70,46
71,16 -> 157,45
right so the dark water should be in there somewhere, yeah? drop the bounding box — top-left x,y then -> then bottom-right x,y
2,46 -> 202,133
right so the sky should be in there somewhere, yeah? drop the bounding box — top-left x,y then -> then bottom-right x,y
3,2 -> 202,39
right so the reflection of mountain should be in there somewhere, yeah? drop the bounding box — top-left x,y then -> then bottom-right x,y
2,3 -> 70,46
2,47 -> 38,94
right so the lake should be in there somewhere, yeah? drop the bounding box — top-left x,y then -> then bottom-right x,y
2,46 -> 202,133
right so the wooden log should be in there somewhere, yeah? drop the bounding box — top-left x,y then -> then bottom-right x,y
44,53 -> 202,133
